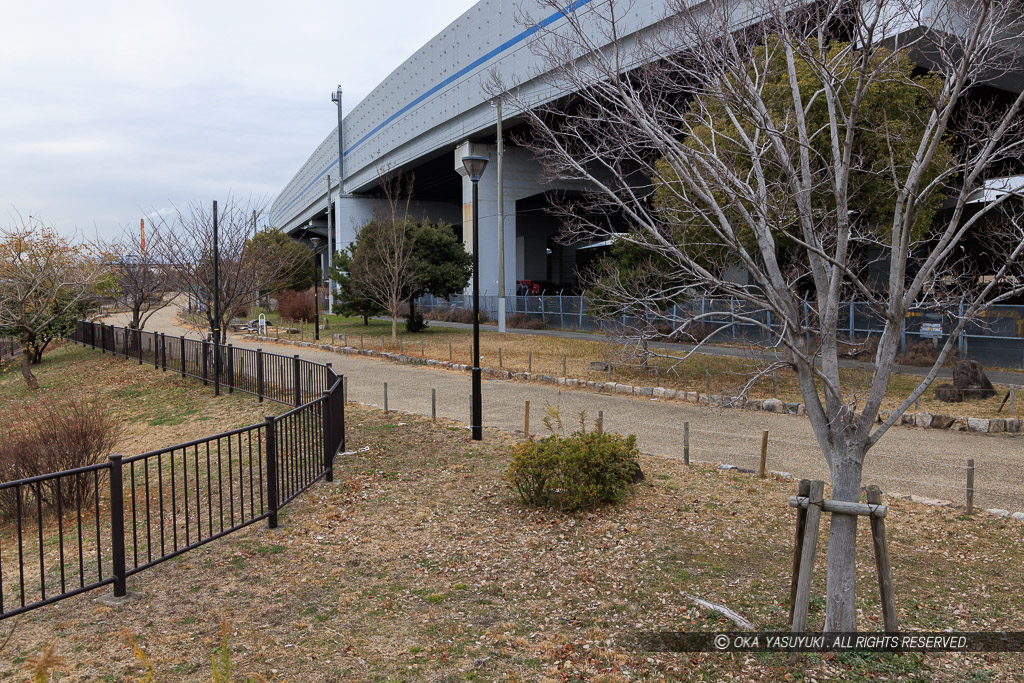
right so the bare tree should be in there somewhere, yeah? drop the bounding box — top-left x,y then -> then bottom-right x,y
0,218 -> 107,389
504,0 -> 1024,630
347,174 -> 419,341
104,220 -> 171,331
154,197 -> 307,344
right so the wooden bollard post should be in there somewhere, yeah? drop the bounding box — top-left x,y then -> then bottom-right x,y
966,458 -> 975,514
791,480 -> 825,633
758,430 -> 769,479
524,400 -> 530,437
683,422 -> 690,465
383,382 -> 388,413
865,485 -> 898,633
528,350 -> 532,373
431,388 -> 436,421
788,479 -> 811,625
498,347 -> 502,368
597,410 -> 604,435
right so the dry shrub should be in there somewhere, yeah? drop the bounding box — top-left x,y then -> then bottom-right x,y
276,289 -> 314,322
838,335 -> 880,359
898,341 -> 957,367
425,307 -> 489,324
505,313 -> 545,329
506,431 -> 642,511
0,397 -> 124,517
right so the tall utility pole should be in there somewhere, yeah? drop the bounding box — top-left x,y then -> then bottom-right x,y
494,99 -> 506,333
331,85 -> 344,309
326,175 -> 334,311
212,200 -> 221,397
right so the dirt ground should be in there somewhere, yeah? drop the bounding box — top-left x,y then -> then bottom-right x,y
5,402 -> 1024,682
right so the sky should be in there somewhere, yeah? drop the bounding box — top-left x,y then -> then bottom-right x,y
0,0 -> 478,240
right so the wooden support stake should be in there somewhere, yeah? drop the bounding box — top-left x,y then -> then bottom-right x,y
563,354 -> 566,377
431,388 -> 436,421
383,382 -> 388,413
528,350 -> 532,373
683,422 -> 690,465
524,400 -> 530,437
449,341 -> 452,361
791,479 -> 825,633
966,458 -> 975,514
758,430 -> 768,479
788,479 -> 811,626
865,485 -> 898,633
498,347 -> 502,368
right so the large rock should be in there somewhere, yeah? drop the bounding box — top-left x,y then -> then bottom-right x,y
930,414 -> 955,429
952,360 -> 997,399
935,384 -> 963,402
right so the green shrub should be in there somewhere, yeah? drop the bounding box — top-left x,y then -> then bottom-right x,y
506,431 -> 643,511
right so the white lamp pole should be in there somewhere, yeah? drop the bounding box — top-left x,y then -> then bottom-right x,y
330,85 -> 344,310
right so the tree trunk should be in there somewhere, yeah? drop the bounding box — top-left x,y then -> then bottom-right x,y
20,346 -> 39,389
824,451 -> 864,631
391,312 -> 398,342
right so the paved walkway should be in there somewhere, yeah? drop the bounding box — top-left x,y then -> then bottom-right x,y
102,303 -> 1024,512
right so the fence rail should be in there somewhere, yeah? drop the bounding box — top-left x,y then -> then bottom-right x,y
419,294 -> 1024,367
0,321 -> 346,620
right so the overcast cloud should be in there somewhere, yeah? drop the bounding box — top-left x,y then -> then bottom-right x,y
0,0 -> 478,240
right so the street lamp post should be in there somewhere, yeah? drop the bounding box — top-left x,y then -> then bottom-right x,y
462,155 -> 489,441
310,237 -> 322,341
330,86 -> 343,312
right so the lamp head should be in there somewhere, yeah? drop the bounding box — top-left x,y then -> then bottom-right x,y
462,155 -> 489,183
310,236 -> 322,250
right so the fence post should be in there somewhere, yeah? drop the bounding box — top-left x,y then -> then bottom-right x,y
137,329 -> 143,364
338,375 -> 346,453
256,349 -> 264,402
108,454 -> 127,598
100,325 -> 106,354
431,388 -> 437,420
293,355 -> 301,407
499,347 -> 502,368
264,416 -> 279,529
563,354 -> 566,377
160,333 -> 167,371
683,422 -> 690,465
201,341 -> 210,385
322,390 -> 333,482
524,400 -> 530,437
966,458 -> 975,514
384,382 -> 389,413
528,350 -> 532,374
227,344 -> 235,393
758,430 -> 769,479
180,336 -> 186,377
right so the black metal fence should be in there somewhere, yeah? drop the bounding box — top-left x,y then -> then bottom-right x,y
0,322 -> 345,620
70,321 -> 332,406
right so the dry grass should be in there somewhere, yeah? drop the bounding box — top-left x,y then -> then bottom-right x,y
250,315 -> 1024,420
6,399 -> 1024,681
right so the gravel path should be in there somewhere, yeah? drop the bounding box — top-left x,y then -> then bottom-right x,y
106,304 -> 1024,512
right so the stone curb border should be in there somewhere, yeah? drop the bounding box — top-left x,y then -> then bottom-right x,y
243,335 -> 1019,435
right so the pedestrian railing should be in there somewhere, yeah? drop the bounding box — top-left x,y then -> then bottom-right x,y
0,321 -> 345,620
